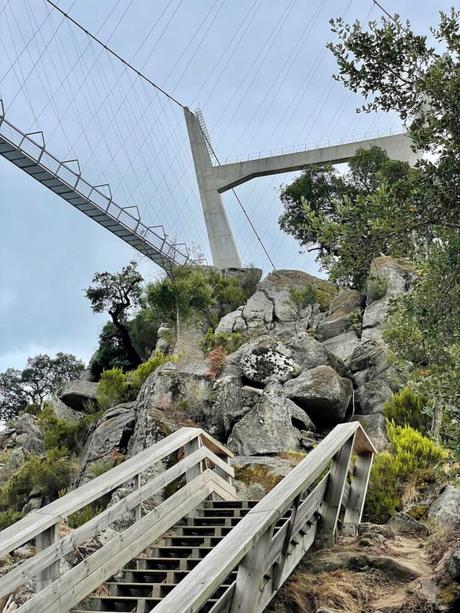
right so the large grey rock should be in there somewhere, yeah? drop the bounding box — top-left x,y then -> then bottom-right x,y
215,308 -> 246,334
128,361 -> 213,455
76,402 -> 136,485
362,256 -> 417,341
322,331 -> 362,365
155,322 -> 173,354
239,337 -> 300,384
369,256 -> 417,298
242,291 -> 274,332
50,396 -> 84,423
428,485 -> 460,530
355,380 -> 393,415
387,512 -> 429,537
210,375 -> 252,438
287,331 -> 348,377
445,550 -> 460,580
349,339 -> 388,380
316,289 -> 363,342
283,365 -> 352,426
227,386 -> 312,455
13,413 -> 45,456
59,380 -> 99,412
352,414 -> 388,451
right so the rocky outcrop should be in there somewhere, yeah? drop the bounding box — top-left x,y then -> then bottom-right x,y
227,384 -> 314,455
428,485 -> 460,530
239,337 -> 300,384
316,289 -> 363,342
216,270 -> 335,338
355,379 -> 393,415
284,365 -> 352,426
58,380 -> 99,412
50,396 -> 84,423
362,256 -> 416,342
75,402 -> 136,485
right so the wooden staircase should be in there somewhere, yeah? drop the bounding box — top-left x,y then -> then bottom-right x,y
0,423 -> 375,613
71,500 -> 260,613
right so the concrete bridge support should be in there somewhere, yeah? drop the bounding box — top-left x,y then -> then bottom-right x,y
185,108 -> 419,269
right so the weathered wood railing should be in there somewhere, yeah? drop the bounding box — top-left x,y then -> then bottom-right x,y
156,421 -> 375,613
0,427 -> 235,613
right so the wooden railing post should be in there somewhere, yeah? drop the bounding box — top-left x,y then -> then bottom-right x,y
35,523 -> 59,591
133,473 -> 142,521
230,524 -> 275,612
272,493 -> 301,591
317,435 -> 355,548
184,434 -> 203,484
343,452 -> 373,534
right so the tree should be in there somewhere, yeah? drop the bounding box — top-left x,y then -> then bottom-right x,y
324,8 -> 460,436
86,261 -> 143,367
0,353 -> 85,420
279,147 -> 414,287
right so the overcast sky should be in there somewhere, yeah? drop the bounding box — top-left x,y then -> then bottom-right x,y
0,0 -> 452,371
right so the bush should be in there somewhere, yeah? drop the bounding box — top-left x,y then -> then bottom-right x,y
364,423 -> 446,522
130,351 -> 171,392
68,503 -> 104,529
201,329 -> 246,354
97,368 -> 128,410
384,387 -> 431,433
0,510 -> 24,530
39,405 -> 94,454
207,347 -> 226,379
0,448 -> 77,512
364,452 -> 400,523
366,273 -> 388,303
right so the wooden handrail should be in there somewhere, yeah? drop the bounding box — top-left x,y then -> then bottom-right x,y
0,426 -> 235,608
155,422 -> 375,613
0,426 -> 234,558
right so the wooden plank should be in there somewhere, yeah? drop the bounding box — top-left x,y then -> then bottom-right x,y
154,422 -> 359,613
207,582 -> 235,613
185,436 -> 203,484
17,472 -> 214,613
0,427 -> 201,557
272,494 -> 301,591
230,525 -> 275,612
0,447 -> 210,600
353,425 -> 377,455
343,452 -> 374,530
259,520 -> 318,613
200,431 -> 234,459
35,524 -> 58,592
316,436 -> 355,548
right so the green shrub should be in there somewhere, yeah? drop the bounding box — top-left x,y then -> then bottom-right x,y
39,405 -> 94,454
0,448 -> 77,512
0,510 -> 24,530
363,451 -> 400,523
87,459 -> 116,479
364,423 -> 446,522
384,387 -> 431,433
97,368 -> 128,410
366,273 -> 388,303
201,329 -> 246,354
130,351 -> 172,392
387,422 -> 446,480
68,503 -> 104,529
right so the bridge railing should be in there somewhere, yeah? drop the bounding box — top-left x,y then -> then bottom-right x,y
0,427 -> 235,613
155,421 -> 376,613
0,100 -> 200,269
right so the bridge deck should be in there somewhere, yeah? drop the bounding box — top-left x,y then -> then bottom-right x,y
0,111 -> 194,272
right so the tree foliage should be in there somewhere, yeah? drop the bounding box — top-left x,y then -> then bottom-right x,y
0,353 -> 85,420
86,261 -> 143,367
279,147 -> 414,287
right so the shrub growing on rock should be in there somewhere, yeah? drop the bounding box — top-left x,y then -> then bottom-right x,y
207,346 -> 227,379
364,423 -> 446,522
384,387 -> 431,433
366,273 -> 388,303
97,368 -> 128,410
130,351 -> 171,392
201,329 -> 246,354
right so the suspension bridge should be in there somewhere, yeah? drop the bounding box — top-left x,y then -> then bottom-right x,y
0,0 -> 419,275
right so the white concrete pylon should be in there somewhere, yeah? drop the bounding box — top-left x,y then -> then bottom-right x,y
185,106 -> 419,270
184,108 -> 242,269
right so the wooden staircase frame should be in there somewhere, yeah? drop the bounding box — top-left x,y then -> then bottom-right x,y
0,422 -> 375,613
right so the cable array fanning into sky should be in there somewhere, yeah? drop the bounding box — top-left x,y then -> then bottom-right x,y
0,0 -> 409,274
